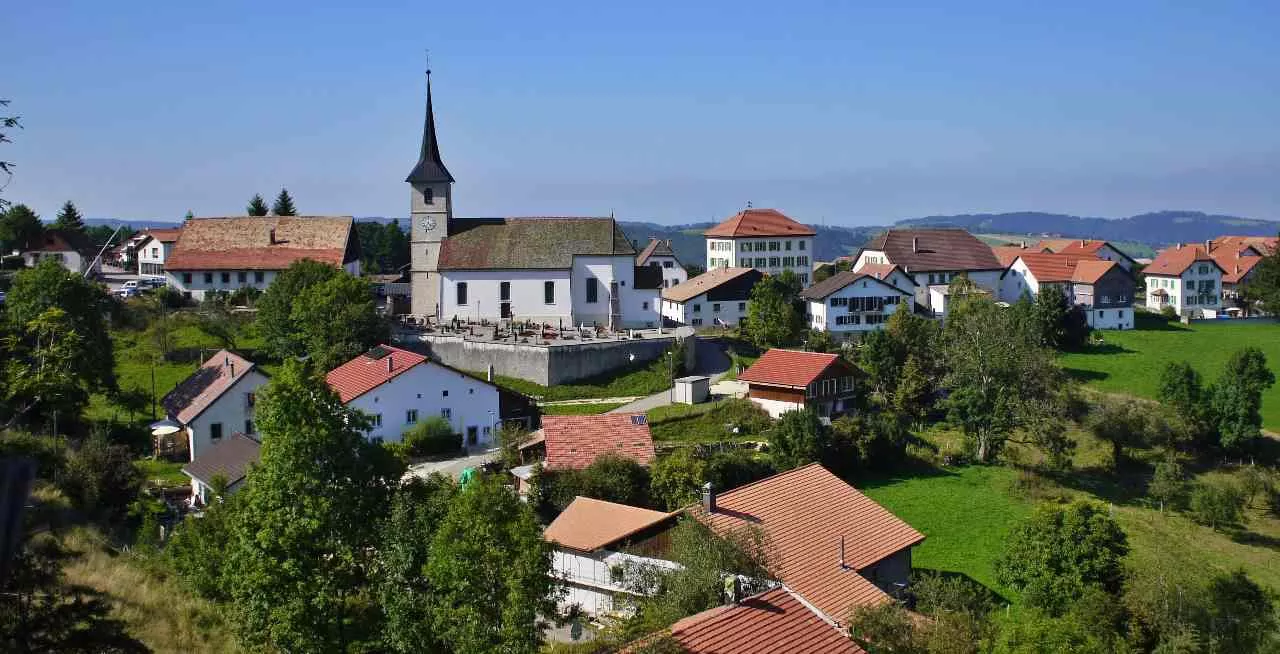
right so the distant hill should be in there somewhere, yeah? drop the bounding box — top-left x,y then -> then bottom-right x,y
896,211 -> 1280,247
618,221 -> 881,268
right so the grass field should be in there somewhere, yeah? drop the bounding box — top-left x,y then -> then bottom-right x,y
1060,318 -> 1280,430
647,398 -> 772,443
539,402 -> 627,416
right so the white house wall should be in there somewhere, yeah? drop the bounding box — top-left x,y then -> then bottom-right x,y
343,361 -> 501,446
707,236 -> 815,284
439,269 -> 573,325
645,255 -> 688,288
662,292 -> 748,327
168,269 -> 279,301
807,279 -> 910,335
137,237 -> 174,277
184,370 -> 269,461
1087,307 -> 1133,330
571,256 -> 624,326
752,396 -> 805,419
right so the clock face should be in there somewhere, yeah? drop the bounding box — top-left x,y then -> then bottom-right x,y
421,217 -> 436,231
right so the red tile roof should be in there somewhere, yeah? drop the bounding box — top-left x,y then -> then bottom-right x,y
736,349 -> 849,389
991,244 -> 1050,267
165,216 -> 355,271
852,262 -> 913,285
699,464 -> 925,622
325,345 -> 426,403
1070,259 -> 1121,285
541,414 -> 656,470
862,228 -> 1002,273
1211,235 -> 1277,256
544,497 -> 676,552
664,586 -> 864,654
1145,244 -> 1222,277
704,209 -> 816,238
1013,251 -> 1092,283
162,350 -> 259,425
141,227 -> 182,244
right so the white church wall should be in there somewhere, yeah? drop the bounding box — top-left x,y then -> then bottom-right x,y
439,269 -> 573,325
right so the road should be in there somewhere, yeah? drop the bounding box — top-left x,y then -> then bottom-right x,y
608,337 -> 733,414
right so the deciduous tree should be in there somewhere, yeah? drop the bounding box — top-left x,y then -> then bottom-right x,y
378,474 -> 458,653
5,259 -> 115,392
1241,237 -> 1280,316
769,408 -> 830,470
0,203 -> 42,252
744,274 -> 800,347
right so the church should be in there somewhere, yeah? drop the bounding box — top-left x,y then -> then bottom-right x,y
406,74 -> 661,329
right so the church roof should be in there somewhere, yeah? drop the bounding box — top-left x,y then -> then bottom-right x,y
438,217 -> 636,270
405,74 -> 454,184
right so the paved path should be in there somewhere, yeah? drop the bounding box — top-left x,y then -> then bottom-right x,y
540,396 -> 643,407
607,338 -> 733,414
404,449 -> 496,481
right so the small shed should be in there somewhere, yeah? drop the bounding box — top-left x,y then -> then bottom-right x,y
673,375 -> 710,405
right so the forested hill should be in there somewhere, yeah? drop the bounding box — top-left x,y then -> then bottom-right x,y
618,221 -> 881,266
897,210 -> 1280,245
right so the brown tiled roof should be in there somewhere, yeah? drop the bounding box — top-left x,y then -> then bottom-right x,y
663,586 -> 864,654
325,345 -> 426,403
699,464 -> 925,621
991,244 -> 1050,267
799,271 -> 911,301
1013,252 -> 1092,283
704,209 -> 816,238
1043,239 -> 1138,266
544,497 -> 676,552
439,217 -> 634,270
1216,249 -> 1264,284
636,238 -> 678,266
737,349 -> 852,389
1070,259 -> 1121,284
1211,235 -> 1278,256
162,350 -> 258,425
541,414 -> 656,470
661,267 -> 757,303
165,216 -> 355,271
852,262 -> 913,285
1146,244 -> 1222,277
141,227 -> 182,244
23,228 -> 94,255
862,228 -> 1002,273
182,433 -> 260,486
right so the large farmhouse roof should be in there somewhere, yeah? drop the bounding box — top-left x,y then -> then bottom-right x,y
704,208 -> 816,238
862,228 -> 1002,273
544,496 -> 675,552
325,345 -> 427,403
697,463 -> 925,621
799,270 -> 912,301
662,586 -> 864,654
736,349 -> 853,389
1211,235 -> 1278,256
182,433 -> 261,488
165,216 -> 356,271
438,217 -> 634,270
162,350 -> 258,425
661,267 -> 759,303
535,413 -> 656,470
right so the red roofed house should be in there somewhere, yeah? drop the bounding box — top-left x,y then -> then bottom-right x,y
703,208 -> 816,286
165,216 -> 360,301
325,344 -> 502,447
18,228 -> 100,277
1143,242 -> 1226,319
854,228 -> 1004,317
1036,238 -> 1139,271
737,349 -> 861,418
161,349 -> 269,462
135,227 -> 183,278
999,251 -> 1136,329
657,586 -> 865,654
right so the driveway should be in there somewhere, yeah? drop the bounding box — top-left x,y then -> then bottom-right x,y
404,449 -> 496,481
608,337 -> 733,414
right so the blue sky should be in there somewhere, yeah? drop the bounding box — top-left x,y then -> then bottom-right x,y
6,1 -> 1279,225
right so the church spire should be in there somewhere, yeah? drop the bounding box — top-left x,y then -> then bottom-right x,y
405,69 -> 455,184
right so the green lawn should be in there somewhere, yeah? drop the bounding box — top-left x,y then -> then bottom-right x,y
859,466 -> 1033,598
539,402 -> 627,416
1060,318 -> 1280,431
646,399 -> 772,443
134,459 -> 189,487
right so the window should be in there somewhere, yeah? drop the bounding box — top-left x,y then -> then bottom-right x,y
692,318 -> 703,326
500,281 -> 511,301
663,261 -> 672,268
768,241 -> 780,251
785,241 -> 792,251
800,274 -> 808,284
204,272 -> 213,284
769,257 -> 780,267
799,241 -> 806,251
244,419 -> 255,434
693,303 -> 701,313
210,423 -> 223,443
642,301 -> 649,310
756,258 -> 767,267
456,282 -> 468,305
245,392 -> 256,408
798,256 -> 808,266
755,242 -> 766,252
740,242 -> 750,251
182,273 -> 192,284
738,302 -> 746,311
442,390 -> 449,397
467,426 -> 479,445
151,247 -> 159,257
254,271 -> 265,283
423,186 -> 434,204
783,256 -> 795,267
237,271 -> 247,283
371,414 -> 383,428
586,278 -> 598,303
441,408 -> 452,420
221,272 -> 231,284
544,281 -> 555,304
713,303 -> 721,312
406,409 -> 418,424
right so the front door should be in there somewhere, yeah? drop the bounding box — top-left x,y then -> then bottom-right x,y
467,426 -> 479,446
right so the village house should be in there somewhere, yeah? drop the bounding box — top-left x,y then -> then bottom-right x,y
1203,237 -> 1274,312
999,251 -> 1136,329
1036,238 -> 1139,272
405,75 -> 661,328
160,349 -> 269,462
659,267 -> 764,328
325,344 -> 504,448
181,433 -> 260,506
164,216 -> 360,301
649,585 -> 864,654
703,208 -> 816,285
135,227 -> 182,278
853,228 -> 1004,317
513,413 -> 656,495
18,228 -> 100,276
1144,242 -> 1225,318
799,270 -> 914,338
737,349 -> 861,418
636,237 -> 688,289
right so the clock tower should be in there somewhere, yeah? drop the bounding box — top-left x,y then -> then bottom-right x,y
407,70 -> 454,318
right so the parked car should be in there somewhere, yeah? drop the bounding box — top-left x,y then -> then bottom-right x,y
140,277 -> 167,289
116,287 -> 140,299
122,280 -> 139,290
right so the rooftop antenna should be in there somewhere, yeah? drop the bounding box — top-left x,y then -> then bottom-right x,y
746,200 -> 754,209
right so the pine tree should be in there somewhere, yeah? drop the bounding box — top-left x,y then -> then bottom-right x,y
247,194 -> 269,216
52,201 -> 86,234
272,188 -> 297,216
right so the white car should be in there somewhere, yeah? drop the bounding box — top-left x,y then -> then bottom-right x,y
122,280 -> 139,290
116,287 -> 140,299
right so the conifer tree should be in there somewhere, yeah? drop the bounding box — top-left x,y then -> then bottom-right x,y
272,188 -> 297,216
52,200 -> 85,234
246,194 -> 269,216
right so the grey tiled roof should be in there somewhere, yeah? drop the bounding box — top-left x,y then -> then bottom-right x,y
439,217 -> 636,270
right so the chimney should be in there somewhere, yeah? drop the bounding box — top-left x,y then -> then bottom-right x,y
702,482 -> 716,514
839,535 -> 847,569
487,364 -> 495,382
912,237 -> 919,253
1205,239 -> 1212,253
269,228 -> 277,245
386,354 -> 393,373
1020,240 -> 1026,248
1081,239 -> 1087,247
1176,243 -> 1182,250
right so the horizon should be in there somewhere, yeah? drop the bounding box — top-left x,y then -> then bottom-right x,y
7,2 -> 1280,225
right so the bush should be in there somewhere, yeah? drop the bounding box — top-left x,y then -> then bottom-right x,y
1188,480 -> 1245,530
535,454 -> 651,515
401,417 -> 462,457
1148,458 -> 1187,511
58,434 -> 144,517
768,409 -> 830,470
1160,305 -> 1178,320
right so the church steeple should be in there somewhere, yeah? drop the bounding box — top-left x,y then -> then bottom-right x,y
405,71 -> 454,184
